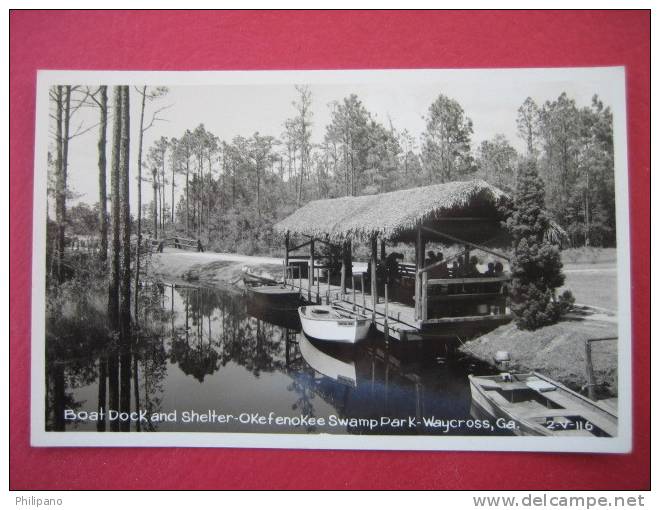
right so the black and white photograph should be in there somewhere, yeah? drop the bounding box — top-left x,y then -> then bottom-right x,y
31,68 -> 631,451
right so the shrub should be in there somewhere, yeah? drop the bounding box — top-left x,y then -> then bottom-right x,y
507,159 -> 574,330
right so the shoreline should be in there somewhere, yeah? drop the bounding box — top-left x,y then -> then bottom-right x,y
147,249 -> 283,287
458,318 -> 618,398
148,249 -> 619,399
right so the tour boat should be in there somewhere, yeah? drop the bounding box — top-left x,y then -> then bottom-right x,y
468,372 -> 618,437
298,304 -> 371,344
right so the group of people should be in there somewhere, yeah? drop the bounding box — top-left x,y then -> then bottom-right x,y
366,248 -> 505,289
424,251 -> 504,279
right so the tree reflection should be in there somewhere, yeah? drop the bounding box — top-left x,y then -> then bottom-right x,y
49,279 -> 484,435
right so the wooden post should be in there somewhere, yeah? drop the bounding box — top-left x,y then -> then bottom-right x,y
298,265 -> 302,290
361,272 -> 366,312
422,271 -> 428,321
352,275 -> 356,311
340,253 -> 346,295
326,268 -> 330,304
316,266 -> 320,302
380,239 -> 386,262
415,223 -> 423,320
384,283 -> 389,341
340,240 -> 347,295
308,239 -> 315,303
585,339 -> 596,401
340,239 -> 352,295
284,232 -> 289,283
370,235 -> 378,323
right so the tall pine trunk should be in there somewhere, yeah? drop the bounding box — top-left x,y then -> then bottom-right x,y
108,87 -> 122,330
152,166 -> 158,237
107,87 -> 123,432
119,86 -> 131,339
54,86 -> 71,282
134,87 -> 146,319
160,157 -> 166,234
97,86 -> 108,263
207,154 -> 212,237
185,156 -> 190,236
198,154 -> 203,238
54,86 -> 64,281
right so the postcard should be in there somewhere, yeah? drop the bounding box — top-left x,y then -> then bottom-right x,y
31,68 -> 631,451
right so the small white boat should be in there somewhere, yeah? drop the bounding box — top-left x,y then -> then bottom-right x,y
298,305 -> 371,344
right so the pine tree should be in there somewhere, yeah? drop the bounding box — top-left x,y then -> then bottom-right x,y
506,158 -> 573,330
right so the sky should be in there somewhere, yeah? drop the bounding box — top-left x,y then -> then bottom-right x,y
44,68 -> 624,215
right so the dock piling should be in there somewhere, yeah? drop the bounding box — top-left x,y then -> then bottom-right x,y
361,273 -> 366,312
384,284 -> 389,341
352,275 -> 356,311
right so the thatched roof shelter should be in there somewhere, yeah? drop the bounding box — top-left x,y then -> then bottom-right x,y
275,180 -> 514,245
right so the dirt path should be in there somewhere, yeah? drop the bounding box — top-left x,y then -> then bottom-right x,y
148,248 -> 283,287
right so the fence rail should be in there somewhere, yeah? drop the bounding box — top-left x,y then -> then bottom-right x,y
584,336 -> 618,400
151,236 -> 204,252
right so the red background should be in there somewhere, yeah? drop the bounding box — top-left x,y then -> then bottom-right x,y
9,10 -> 650,490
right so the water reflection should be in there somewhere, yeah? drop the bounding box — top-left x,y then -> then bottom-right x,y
45,282 -> 505,435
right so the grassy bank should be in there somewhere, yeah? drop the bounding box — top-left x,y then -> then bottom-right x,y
459,318 -> 618,398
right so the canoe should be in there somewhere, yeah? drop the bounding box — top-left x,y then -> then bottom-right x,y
468,372 -> 618,437
298,305 -> 371,344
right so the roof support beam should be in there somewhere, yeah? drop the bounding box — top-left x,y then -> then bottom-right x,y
421,225 -> 510,262
288,239 -> 312,252
301,234 -> 340,249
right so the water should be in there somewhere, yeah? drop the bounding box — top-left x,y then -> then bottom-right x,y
45,282 -> 508,436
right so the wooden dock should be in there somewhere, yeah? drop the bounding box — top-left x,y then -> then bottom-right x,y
285,270 -> 511,342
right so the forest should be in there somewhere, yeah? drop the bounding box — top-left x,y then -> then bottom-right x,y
48,83 -> 616,273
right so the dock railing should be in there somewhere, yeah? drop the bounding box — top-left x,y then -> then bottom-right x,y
415,261 -> 511,321
285,262 -> 333,304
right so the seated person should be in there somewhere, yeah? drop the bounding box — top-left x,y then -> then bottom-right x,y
485,262 -> 495,276
467,256 -> 481,277
428,252 -> 449,278
494,261 -> 504,277
456,258 -> 466,278
425,250 -> 437,267
385,252 -> 404,284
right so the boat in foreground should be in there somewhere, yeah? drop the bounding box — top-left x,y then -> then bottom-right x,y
298,305 -> 371,344
468,372 -> 617,437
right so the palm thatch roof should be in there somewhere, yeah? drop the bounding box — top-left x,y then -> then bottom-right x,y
275,180 -> 513,244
